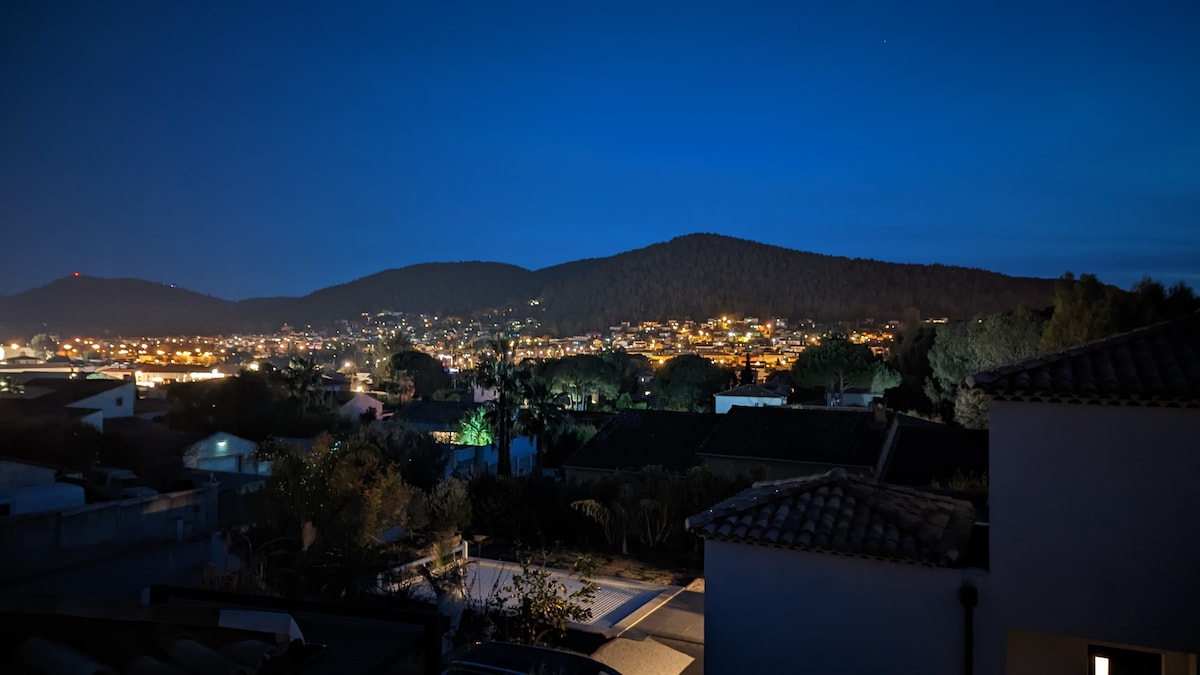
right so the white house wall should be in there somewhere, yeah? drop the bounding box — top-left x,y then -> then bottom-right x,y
704,539 -> 987,675
989,401 -> 1200,659
714,396 -> 783,414
69,382 -> 135,420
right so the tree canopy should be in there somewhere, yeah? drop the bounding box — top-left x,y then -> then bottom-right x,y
389,350 -> 451,400
790,337 -> 899,405
652,354 -> 734,412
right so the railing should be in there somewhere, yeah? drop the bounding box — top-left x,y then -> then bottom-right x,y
376,540 -> 470,594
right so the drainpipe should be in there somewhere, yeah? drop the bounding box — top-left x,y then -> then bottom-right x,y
960,583 -> 978,675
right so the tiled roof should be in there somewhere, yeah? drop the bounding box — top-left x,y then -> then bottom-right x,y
715,384 -> 786,399
695,406 -> 889,467
967,311 -> 1200,406
563,409 -> 723,472
686,468 -> 977,566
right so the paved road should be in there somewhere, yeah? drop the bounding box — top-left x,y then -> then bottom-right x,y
620,588 -> 705,675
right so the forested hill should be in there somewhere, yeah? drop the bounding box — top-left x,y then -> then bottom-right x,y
534,234 -> 1056,333
0,234 -> 1056,336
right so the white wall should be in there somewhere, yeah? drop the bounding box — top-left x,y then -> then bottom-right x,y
989,401 -> 1200,659
704,539 -> 987,675
69,382 -> 135,420
714,396 -> 784,414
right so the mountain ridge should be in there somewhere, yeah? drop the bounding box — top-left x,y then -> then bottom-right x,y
0,234 -> 1057,336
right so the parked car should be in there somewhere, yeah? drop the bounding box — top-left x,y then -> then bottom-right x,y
88,467 -> 158,501
443,642 -> 621,675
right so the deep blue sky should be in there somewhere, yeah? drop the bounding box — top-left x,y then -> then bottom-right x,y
3,1 -> 1197,299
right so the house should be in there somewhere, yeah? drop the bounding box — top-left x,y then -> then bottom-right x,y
448,435 -> 539,477
686,468 -> 984,674
688,312 -> 1200,675
824,385 -> 878,407
565,403 -> 930,483
105,418 -> 266,477
182,431 -> 264,475
0,378 -> 135,431
562,410 -> 723,481
0,354 -> 43,366
694,404 -> 893,480
392,400 -> 481,444
712,384 -> 786,414
967,310 -> 1200,673
336,391 -> 385,421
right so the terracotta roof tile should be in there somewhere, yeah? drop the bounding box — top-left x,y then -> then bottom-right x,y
687,468 -> 977,566
968,311 -> 1200,406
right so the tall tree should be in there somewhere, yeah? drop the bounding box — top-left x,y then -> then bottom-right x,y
790,337 -> 899,406
516,371 -> 564,469
652,354 -> 734,412
282,355 -> 324,418
1040,273 -> 1118,352
544,355 -> 620,410
474,336 -> 518,476
389,350 -> 451,400
29,333 -> 56,360
924,307 -> 1045,423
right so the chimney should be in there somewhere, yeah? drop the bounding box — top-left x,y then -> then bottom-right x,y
871,398 -> 887,425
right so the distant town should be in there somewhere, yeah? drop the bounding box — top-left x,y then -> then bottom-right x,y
1,308 -> 906,386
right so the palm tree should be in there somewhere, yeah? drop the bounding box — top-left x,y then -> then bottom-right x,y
516,369 -> 563,470
282,355 -> 324,418
474,336 -> 518,476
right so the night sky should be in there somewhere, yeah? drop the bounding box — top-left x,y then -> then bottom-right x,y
2,1 -> 1197,300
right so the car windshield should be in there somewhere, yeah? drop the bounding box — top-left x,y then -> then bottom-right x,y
119,478 -> 141,488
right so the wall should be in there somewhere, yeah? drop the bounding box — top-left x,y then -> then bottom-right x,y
0,487 -> 218,581
704,539 -> 987,675
989,402 -> 1200,660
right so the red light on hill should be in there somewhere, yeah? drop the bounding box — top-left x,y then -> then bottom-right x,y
73,271 -> 80,277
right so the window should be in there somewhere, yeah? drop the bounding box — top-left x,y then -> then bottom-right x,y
1089,645 -> 1161,675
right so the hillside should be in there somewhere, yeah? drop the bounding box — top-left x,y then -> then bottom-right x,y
535,234 -> 1056,333
0,276 -> 238,336
0,235 -> 1057,336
